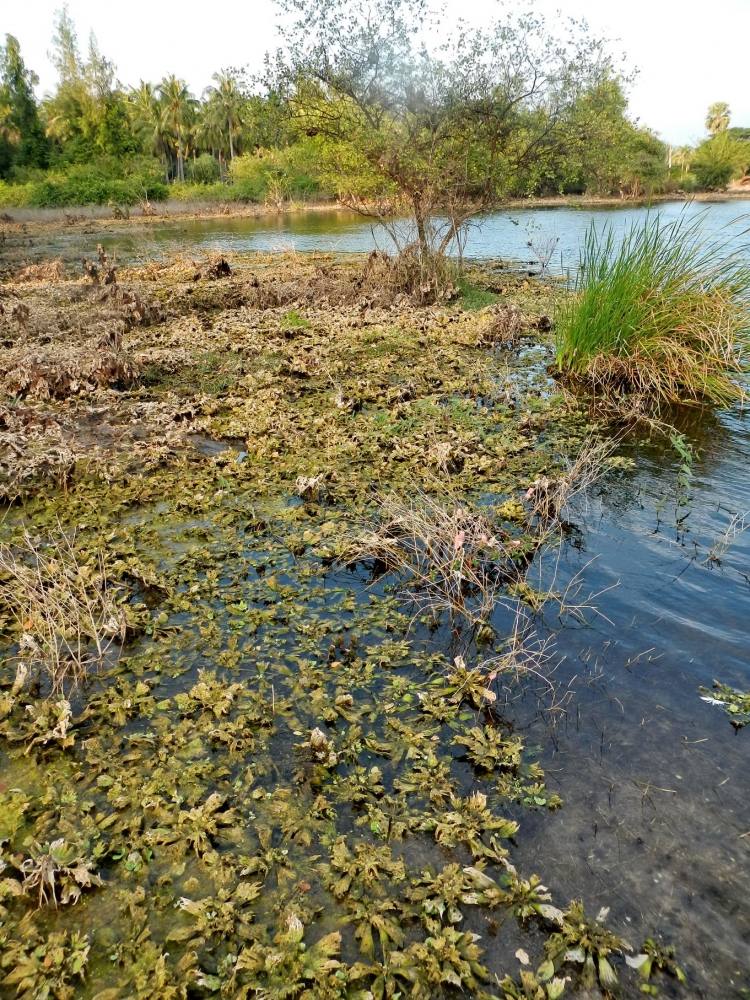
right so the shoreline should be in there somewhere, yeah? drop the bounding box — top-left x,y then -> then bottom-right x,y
2,189 -> 750,236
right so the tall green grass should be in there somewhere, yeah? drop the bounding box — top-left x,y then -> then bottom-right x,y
556,213 -> 750,406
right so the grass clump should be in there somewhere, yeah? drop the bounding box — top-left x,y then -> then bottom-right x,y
0,529 -> 125,698
457,279 -> 500,312
556,213 -> 750,406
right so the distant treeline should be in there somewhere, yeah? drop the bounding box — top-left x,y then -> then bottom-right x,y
0,9 -> 748,209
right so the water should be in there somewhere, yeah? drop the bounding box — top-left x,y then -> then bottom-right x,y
6,198 -> 750,276
509,405 -> 750,997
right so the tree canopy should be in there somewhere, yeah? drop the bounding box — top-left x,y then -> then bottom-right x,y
0,6 -> 745,207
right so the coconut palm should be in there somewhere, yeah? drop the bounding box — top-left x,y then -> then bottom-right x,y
204,71 -> 244,161
0,102 -> 20,144
672,145 -> 693,176
129,82 -> 166,159
158,75 -> 196,182
195,103 -> 227,176
706,102 -> 731,136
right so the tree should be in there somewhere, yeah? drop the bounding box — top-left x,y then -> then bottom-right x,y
270,0 -> 619,287
158,76 -> 196,182
0,34 -> 49,173
204,71 -> 245,160
693,132 -> 745,189
705,101 -> 730,136
45,11 -> 136,160
130,80 -> 171,170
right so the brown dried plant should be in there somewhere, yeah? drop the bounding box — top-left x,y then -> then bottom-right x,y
0,527 -> 126,697
351,492 -> 523,626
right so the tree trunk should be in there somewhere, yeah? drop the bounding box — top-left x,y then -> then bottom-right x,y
411,192 -> 429,262
229,118 -> 235,161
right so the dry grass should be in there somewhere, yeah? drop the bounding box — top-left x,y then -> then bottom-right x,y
0,528 -> 126,697
524,437 -> 616,533
350,492 -> 523,625
12,259 -> 66,283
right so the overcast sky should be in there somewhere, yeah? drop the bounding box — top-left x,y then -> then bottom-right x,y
3,0 -> 749,146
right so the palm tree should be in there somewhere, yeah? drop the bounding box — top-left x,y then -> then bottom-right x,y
195,102 -> 227,176
0,103 -> 20,145
204,71 -> 244,161
129,82 -> 163,154
672,145 -> 693,176
158,75 -> 196,182
706,102 -> 731,136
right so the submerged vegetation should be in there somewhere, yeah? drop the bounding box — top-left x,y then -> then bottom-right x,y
0,244 -> 700,997
556,213 -> 750,407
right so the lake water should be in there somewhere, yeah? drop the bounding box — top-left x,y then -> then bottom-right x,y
6,198 -> 750,277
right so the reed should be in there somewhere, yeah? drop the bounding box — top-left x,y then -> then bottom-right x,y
556,213 -> 750,406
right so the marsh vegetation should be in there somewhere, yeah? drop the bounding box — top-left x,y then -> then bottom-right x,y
1,1 -> 749,995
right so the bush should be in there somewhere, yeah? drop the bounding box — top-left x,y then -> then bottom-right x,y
692,134 -> 746,191
230,144 -> 324,203
186,154 -> 221,185
0,179 -> 34,207
556,213 -> 750,406
0,161 -> 169,208
168,181 -> 234,203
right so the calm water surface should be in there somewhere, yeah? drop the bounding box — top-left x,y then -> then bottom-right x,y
6,198 -> 750,276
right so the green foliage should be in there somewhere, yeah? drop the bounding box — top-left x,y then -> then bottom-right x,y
0,34 -> 49,176
185,152 -> 221,184
700,680 -> 750,728
556,213 -> 750,405
230,142 -> 324,202
273,0 -> 622,262
539,900 -> 627,993
706,101 -> 731,136
693,133 -> 747,189
626,937 -> 687,994
22,162 -> 167,207
457,280 -> 500,311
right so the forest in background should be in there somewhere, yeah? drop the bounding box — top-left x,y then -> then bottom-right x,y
0,5 -> 749,210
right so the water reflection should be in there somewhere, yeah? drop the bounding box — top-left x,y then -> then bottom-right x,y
6,199 -> 750,276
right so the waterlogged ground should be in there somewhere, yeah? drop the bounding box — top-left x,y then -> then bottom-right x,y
0,250 -> 747,999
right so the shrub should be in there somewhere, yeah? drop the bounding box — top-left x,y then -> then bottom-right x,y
0,179 -> 33,207
230,144 -> 324,203
186,153 -> 221,185
692,134 -> 746,191
556,213 -> 750,406
9,163 -> 169,208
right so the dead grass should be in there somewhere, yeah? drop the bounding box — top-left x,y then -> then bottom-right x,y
0,528 -> 126,697
524,436 -> 616,534
350,492 -> 524,625
12,259 -> 66,283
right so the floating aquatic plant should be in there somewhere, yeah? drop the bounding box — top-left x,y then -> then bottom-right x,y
700,680 -> 750,728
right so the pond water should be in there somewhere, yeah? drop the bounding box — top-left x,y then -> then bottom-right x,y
6,197 -> 750,276
511,402 -> 750,997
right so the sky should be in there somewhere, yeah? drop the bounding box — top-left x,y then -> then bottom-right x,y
2,0 -> 749,146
